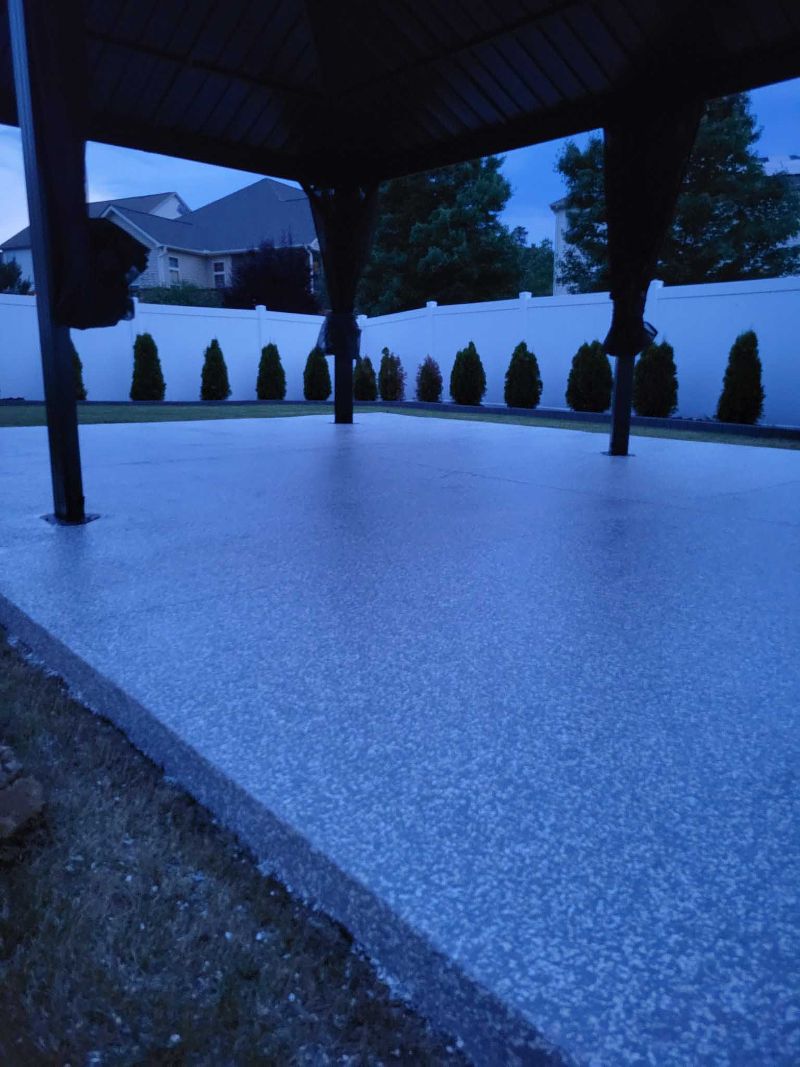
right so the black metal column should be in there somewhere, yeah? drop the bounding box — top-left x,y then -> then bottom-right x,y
8,0 -> 87,521
609,354 -> 635,456
602,90 -> 703,456
303,183 -> 378,424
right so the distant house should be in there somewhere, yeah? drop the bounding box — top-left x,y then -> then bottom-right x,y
549,154 -> 800,294
0,177 -> 317,294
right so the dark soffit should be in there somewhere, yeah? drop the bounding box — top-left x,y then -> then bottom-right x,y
0,0 -> 798,185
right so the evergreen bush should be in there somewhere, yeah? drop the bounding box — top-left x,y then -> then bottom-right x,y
303,346 -> 331,401
716,330 -> 764,424
504,341 -> 542,408
378,347 -> 406,401
415,356 -> 443,402
256,342 -> 286,400
565,340 -> 612,412
449,341 -> 486,405
130,332 -> 165,401
632,339 -> 678,417
201,338 -> 231,400
353,356 -> 378,401
71,340 -> 87,401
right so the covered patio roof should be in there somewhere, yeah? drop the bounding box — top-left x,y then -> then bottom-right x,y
1,0 -> 799,185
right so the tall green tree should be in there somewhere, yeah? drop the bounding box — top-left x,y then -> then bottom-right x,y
226,240 -> 318,314
519,238 -> 554,296
358,158 -> 526,315
0,260 -> 31,294
556,94 -> 800,292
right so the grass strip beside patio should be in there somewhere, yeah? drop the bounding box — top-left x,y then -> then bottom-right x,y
0,401 -> 797,448
0,632 -> 467,1065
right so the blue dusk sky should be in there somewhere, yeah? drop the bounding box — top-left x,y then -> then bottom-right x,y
0,77 -> 797,250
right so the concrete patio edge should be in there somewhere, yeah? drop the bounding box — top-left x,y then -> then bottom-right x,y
0,591 -> 566,1067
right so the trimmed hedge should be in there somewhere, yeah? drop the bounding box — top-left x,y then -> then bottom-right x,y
565,340 -> 612,412
504,341 -> 542,408
303,346 -> 331,401
130,332 -> 165,401
70,340 -> 87,401
201,338 -> 231,400
378,348 -> 406,401
449,341 -> 486,405
415,356 -> 443,402
716,330 -> 764,424
256,342 -> 286,400
353,356 -> 378,401
633,339 -> 678,417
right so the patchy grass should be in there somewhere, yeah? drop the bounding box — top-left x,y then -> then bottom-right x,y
0,403 -> 333,427
0,633 -> 468,1066
378,407 -> 800,449
0,401 -> 796,448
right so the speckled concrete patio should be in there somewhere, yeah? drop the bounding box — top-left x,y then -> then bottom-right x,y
0,413 -> 798,1066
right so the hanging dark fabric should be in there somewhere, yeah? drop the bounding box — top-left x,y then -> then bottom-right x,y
603,92 -> 703,357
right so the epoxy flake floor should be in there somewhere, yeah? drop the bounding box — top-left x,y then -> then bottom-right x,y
1,414 -> 798,1066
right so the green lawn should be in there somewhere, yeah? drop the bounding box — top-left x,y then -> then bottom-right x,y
0,401 -> 797,448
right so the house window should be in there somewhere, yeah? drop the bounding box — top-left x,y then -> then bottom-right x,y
168,255 -> 180,284
213,261 -> 226,288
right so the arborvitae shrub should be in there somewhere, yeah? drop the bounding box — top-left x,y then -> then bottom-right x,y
71,340 -> 87,401
416,356 -> 443,402
256,342 -> 286,400
353,356 -> 378,401
632,339 -> 678,417
450,341 -> 486,405
565,340 -> 612,412
130,332 -> 165,401
303,345 -> 331,400
716,330 -> 764,424
201,338 -> 231,400
378,347 -> 406,401
504,341 -> 542,408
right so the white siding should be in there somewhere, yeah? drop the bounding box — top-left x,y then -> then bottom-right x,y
151,193 -> 186,219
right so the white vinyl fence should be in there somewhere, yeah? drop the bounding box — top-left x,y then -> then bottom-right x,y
1,275 -> 798,425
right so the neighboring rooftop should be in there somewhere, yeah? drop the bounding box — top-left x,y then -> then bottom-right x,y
0,177 -> 315,253
762,154 -> 800,178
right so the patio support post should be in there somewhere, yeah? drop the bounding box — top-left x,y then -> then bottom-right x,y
7,0 -> 89,521
303,183 -> 378,423
603,91 -> 703,455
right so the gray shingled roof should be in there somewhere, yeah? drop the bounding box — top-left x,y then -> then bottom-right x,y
1,177 -> 315,253
1,192 -> 176,249
160,177 -> 315,251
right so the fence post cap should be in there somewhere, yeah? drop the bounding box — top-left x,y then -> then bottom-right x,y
426,300 -> 438,309
519,291 -> 532,300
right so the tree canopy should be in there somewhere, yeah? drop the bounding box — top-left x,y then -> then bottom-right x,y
226,241 -> 318,314
519,238 -> 554,296
357,157 -> 542,315
0,260 -> 31,294
556,94 -> 800,292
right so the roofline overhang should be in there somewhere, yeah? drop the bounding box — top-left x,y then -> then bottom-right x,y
155,242 -> 316,256
102,206 -> 160,249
